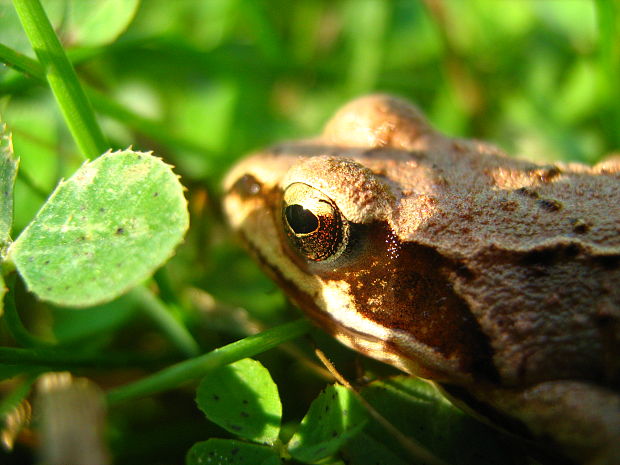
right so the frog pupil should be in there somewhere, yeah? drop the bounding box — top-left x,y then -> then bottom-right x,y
285,204 -> 318,234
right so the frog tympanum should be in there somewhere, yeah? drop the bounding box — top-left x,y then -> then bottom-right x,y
223,95 -> 620,464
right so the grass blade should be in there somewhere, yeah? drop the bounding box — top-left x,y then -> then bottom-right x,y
11,0 -> 107,159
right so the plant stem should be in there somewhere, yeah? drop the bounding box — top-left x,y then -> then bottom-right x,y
0,346 -> 170,369
11,0 -> 107,159
0,43 -> 44,79
128,286 -> 200,358
107,319 -> 312,405
3,274 -> 51,348
0,45 -> 214,158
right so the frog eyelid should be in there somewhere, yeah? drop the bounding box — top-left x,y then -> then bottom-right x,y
281,182 -> 350,262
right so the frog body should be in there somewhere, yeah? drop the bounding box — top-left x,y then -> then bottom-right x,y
223,95 -> 620,464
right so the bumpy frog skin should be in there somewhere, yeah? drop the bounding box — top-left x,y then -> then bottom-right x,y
223,95 -> 620,464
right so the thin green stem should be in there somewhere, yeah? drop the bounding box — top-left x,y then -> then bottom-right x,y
153,268 -> 179,306
0,45 -> 214,159
107,319 -> 312,405
0,346 -> 171,369
3,274 -> 52,348
11,0 -> 107,159
128,286 -> 200,358
0,43 -> 44,79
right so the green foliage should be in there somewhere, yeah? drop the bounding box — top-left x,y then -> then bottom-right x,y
50,294 -> 136,344
288,384 -> 368,463
52,0 -> 140,47
8,149 -> 189,307
12,0 -> 108,158
197,358 -> 282,444
191,367 -> 513,465
0,122 -> 18,249
0,0 -> 139,53
350,376 -> 517,465
0,1 -> 618,464
187,439 -> 281,465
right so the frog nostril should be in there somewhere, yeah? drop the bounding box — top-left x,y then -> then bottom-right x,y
231,174 -> 262,198
285,204 -> 319,234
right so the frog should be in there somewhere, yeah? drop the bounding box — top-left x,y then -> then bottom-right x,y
223,94 -> 620,464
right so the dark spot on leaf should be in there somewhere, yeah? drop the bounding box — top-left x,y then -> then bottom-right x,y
99,207 -> 106,213
331,431 -> 338,437
242,399 -> 248,405
78,236 -> 85,241
116,227 -> 125,235
325,405 -> 330,412
153,192 -> 159,197
46,287 -> 52,291
44,260 -> 50,265
537,198 -> 562,211
212,394 -> 220,401
240,411 -> 249,418
229,424 -> 242,431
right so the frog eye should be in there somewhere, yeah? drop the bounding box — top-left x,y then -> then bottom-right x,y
282,183 -> 349,261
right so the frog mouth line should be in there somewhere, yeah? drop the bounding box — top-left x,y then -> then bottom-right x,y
237,228 -> 482,382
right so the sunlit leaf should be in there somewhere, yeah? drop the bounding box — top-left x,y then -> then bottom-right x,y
8,149 -> 188,307
288,384 -> 367,463
196,358 -> 282,444
62,0 -> 141,47
0,0 -> 139,53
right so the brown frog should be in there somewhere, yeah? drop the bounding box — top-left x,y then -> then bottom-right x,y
223,95 -> 620,464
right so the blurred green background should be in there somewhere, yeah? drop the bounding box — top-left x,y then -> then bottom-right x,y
1,0 -> 619,463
